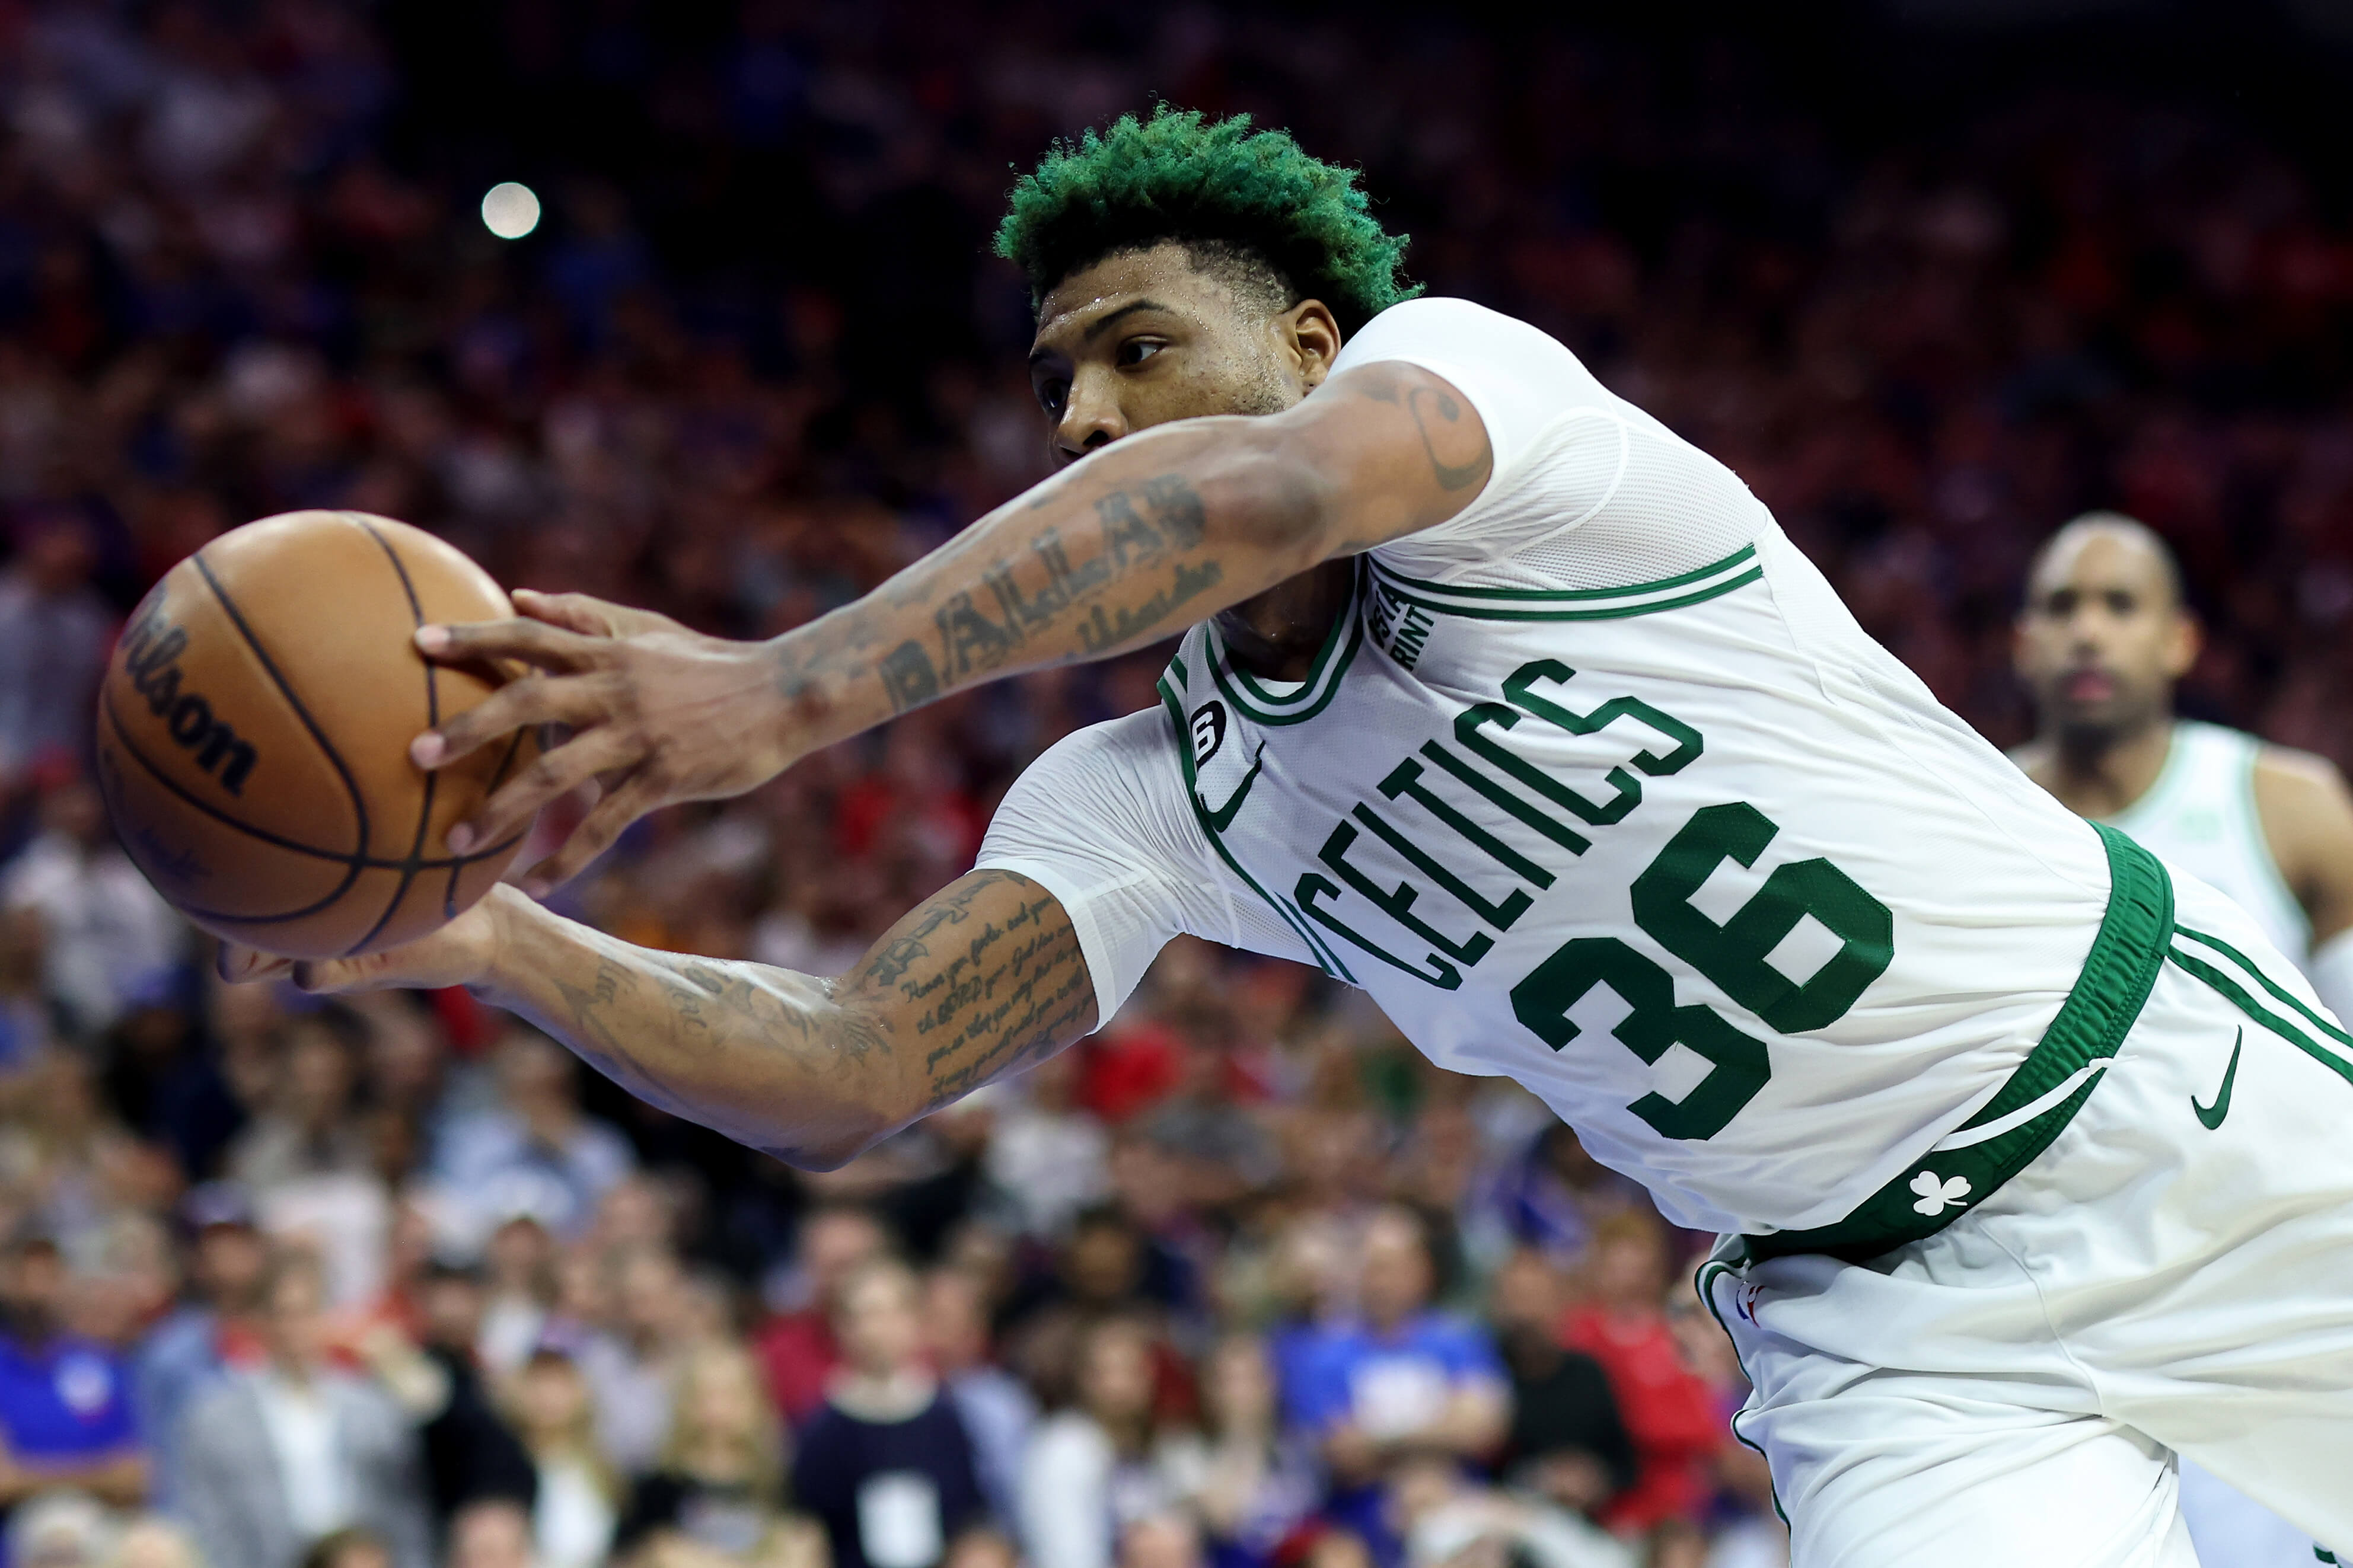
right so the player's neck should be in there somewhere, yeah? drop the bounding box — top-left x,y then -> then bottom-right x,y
2039,716 -> 2176,819
1216,557 -> 1356,681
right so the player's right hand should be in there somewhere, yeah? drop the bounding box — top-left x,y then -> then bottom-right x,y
403,588 -> 801,895
218,884 -> 514,994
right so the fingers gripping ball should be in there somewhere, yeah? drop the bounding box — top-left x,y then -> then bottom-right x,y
95,510 -> 541,959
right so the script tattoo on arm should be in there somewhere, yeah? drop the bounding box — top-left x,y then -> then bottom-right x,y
842,868 -> 1096,1109
490,868 -> 1097,1168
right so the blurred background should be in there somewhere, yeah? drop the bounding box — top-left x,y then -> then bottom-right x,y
2,2 -> 2353,1566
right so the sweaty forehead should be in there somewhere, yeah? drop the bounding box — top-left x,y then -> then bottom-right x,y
1031,247 -> 1235,352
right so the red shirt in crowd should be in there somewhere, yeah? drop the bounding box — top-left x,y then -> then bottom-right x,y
755,1308 -> 840,1427
1557,1303 -> 1723,1532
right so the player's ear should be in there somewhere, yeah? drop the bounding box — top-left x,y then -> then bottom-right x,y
1283,299 -> 1342,389
2162,608 -> 2202,681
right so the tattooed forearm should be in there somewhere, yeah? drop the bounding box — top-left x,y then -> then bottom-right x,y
477,869 -> 1098,1171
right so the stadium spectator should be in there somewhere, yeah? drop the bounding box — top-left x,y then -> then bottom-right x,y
919,1266 -> 1031,1533
1555,1213 -> 1721,1539
1019,1315 -> 1195,1568
1383,1451 -> 1633,1568
1488,1250 -> 1633,1521
505,1350 -> 618,1568
477,1213 -> 560,1380
978,1052 -> 1108,1240
4,1490 -> 114,1568
754,1204 -> 886,1428
608,1340 -> 824,1568
576,1248 -> 693,1479
0,779 -> 180,1042
791,1259 -> 986,1568
108,1516 -> 203,1568
133,1183 -> 269,1506
175,1252 -> 431,1568
1115,1513 -> 1205,1568
225,1010 -> 372,1195
0,1235 -> 146,1533
1277,1206 -> 1510,1487
409,1259 -> 537,1528
442,1500 -> 537,1568
431,1032 -> 633,1246
0,513 -> 110,802
1159,1334 -> 1317,1568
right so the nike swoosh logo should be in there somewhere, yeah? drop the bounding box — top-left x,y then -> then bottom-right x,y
2193,1027 -> 2243,1131
1197,742 -> 1267,832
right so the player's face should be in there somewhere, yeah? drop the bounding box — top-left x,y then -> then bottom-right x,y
2014,533 -> 2198,739
1027,242 -> 1335,467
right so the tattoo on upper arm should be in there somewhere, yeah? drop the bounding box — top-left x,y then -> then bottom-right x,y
847,870 -> 1095,1110
1407,387 -> 1493,493
1347,366 -> 1493,494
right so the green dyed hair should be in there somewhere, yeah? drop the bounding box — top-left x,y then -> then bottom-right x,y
993,106 -> 1420,336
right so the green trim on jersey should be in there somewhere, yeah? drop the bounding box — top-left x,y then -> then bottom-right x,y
1204,560 -> 1366,725
2169,924 -> 2353,1092
1744,824 -> 2173,1265
1155,674 -> 1359,984
1367,544 -> 1762,622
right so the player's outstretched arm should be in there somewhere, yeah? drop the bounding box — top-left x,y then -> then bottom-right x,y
225,868 -> 1097,1168
411,359 -> 1491,889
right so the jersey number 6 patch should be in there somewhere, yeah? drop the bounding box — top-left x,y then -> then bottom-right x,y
1512,803 -> 1896,1139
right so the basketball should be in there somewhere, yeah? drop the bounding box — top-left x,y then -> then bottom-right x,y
93,510 -> 540,960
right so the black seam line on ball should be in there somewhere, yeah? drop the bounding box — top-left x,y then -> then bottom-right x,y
101,687 -> 523,870
448,727 -> 530,920
193,549 -> 373,861
102,689 -> 365,920
346,515 -> 438,956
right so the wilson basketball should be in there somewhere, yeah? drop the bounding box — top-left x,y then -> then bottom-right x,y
94,510 -> 541,959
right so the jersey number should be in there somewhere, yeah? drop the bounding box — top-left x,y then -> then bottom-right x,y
1510,802 -> 1895,1140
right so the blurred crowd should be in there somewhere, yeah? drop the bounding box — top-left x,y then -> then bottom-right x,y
2,1 -> 2352,1567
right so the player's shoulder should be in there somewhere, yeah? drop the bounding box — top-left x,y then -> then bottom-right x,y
1340,296 -> 1594,382
2250,737 -> 2350,794
990,706 -> 1200,858
1021,704 -> 1181,773
2250,737 -> 2353,832
2246,734 -> 2353,883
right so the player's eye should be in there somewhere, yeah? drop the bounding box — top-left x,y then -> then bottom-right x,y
1116,337 -> 1166,368
1035,379 -> 1067,417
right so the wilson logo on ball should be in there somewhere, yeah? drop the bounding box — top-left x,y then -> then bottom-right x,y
120,603 -> 260,796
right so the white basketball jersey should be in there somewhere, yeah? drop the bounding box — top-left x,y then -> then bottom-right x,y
980,298 -> 2129,1240
2106,721 -> 2308,966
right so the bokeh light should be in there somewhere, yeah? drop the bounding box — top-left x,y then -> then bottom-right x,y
480,181 -> 541,239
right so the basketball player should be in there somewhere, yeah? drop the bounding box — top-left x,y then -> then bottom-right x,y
2013,513 -> 2353,1568
2014,513 -> 2353,1024
228,110 -> 2353,1562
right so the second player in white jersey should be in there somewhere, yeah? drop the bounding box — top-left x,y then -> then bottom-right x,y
2011,511 -> 2353,1025
2108,720 -> 2311,960
985,297 -> 2131,1247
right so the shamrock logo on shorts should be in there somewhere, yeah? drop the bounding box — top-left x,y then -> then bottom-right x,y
1909,1170 -> 1972,1216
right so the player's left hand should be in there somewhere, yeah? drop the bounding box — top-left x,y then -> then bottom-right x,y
218,884 -> 514,994
403,589 -> 799,893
